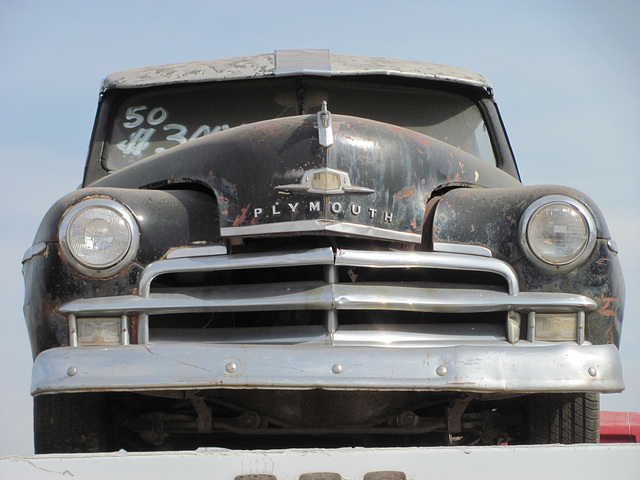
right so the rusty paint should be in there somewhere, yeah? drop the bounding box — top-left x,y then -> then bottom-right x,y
232,204 -> 251,227
394,189 -> 415,199
597,296 -> 618,318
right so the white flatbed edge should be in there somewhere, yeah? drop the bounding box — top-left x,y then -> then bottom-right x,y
1,444 -> 639,480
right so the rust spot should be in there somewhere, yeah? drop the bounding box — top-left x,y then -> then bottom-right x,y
232,204 -> 250,227
597,296 -> 618,318
394,189 -> 415,199
410,218 -> 418,230
458,161 -> 465,173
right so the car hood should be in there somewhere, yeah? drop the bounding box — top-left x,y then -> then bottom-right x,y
95,114 -> 521,243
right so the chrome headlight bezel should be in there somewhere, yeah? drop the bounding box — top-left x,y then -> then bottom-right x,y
59,198 -> 139,277
519,195 -> 596,271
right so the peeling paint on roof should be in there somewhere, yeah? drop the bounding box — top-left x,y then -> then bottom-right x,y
102,50 -> 491,93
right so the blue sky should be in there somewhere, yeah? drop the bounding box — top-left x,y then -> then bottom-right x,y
1,0 -> 638,455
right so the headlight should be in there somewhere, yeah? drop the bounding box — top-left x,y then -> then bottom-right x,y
520,195 -> 596,270
59,198 -> 139,277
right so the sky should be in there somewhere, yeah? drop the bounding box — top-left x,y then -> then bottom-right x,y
0,0 -> 638,456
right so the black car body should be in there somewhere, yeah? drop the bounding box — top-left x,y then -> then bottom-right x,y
23,50 -> 625,452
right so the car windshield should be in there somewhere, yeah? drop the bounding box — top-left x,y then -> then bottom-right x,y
104,77 -> 495,170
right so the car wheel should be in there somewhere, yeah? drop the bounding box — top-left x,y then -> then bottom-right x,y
34,393 -> 112,453
527,393 -> 599,444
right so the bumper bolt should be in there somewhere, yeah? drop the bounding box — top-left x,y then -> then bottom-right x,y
436,365 -> 448,377
67,366 -> 77,377
332,363 -> 343,374
225,362 -> 237,373
588,367 -> 597,377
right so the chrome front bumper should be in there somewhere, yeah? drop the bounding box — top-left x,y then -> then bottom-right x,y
31,342 -> 624,396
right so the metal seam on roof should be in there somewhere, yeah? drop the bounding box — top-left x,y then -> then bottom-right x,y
101,51 -> 490,92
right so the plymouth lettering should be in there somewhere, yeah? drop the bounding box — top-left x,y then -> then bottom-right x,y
249,201 -> 393,223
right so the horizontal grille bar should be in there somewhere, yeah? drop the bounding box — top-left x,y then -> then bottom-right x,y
335,249 -> 520,295
60,282 -> 596,316
139,247 -> 334,297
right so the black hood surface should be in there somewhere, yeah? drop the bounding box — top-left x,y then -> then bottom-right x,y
96,115 -> 521,242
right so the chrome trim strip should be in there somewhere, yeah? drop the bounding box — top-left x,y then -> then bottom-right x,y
221,221 -> 422,244
166,245 -> 227,259
332,287 -> 595,313
68,315 -> 77,348
103,52 -> 490,92
527,311 -> 535,342
22,242 -> 47,264
138,247 -> 334,297
433,242 -> 492,258
275,49 -> 331,76
122,315 -> 130,346
31,343 -> 624,395
324,265 -> 339,335
578,311 -> 586,345
58,284 -> 596,317
335,249 -> 518,295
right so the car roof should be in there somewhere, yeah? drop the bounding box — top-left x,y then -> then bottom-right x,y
101,49 -> 491,93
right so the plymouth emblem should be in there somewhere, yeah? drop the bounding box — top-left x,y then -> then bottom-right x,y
276,168 -> 375,195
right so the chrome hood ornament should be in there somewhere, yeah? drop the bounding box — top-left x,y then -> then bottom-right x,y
276,167 -> 374,195
317,101 -> 333,147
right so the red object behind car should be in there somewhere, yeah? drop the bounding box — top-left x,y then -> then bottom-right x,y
600,411 -> 640,443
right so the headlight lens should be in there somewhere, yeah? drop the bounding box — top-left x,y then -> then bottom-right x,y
520,196 -> 596,269
60,199 -> 139,276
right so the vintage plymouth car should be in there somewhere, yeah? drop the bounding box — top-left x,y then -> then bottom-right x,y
23,50 -> 625,453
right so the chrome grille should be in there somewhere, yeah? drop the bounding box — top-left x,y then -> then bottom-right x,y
59,246 -> 598,346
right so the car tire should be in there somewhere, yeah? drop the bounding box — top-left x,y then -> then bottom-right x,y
527,393 -> 600,444
34,393 -> 112,453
